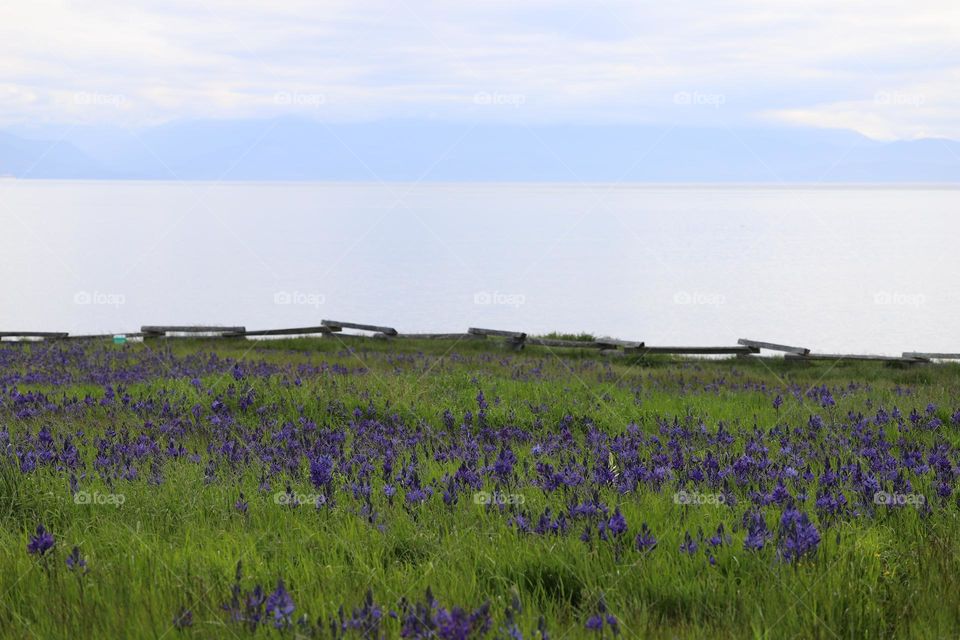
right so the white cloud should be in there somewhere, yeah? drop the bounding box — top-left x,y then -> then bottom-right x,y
0,0 -> 958,139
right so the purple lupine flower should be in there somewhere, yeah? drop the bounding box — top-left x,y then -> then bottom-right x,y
584,598 -> 618,636
405,487 -> 428,504
707,524 -> 729,548
773,394 -> 784,411
580,524 -> 592,544
680,530 -> 698,555
607,507 -> 627,538
65,546 -> 87,572
777,507 -> 821,562
235,492 -> 248,514
309,454 -> 334,489
265,579 -> 295,629
27,524 -> 54,556
634,523 -> 657,553
743,510 -> 771,551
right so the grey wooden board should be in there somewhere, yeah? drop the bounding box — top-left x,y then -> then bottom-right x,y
468,328 -> 526,339
227,326 -> 333,337
67,333 -> 148,340
595,339 -> 645,349
321,320 -> 396,335
141,326 -> 245,334
738,338 -> 810,355
0,332 -> 68,338
903,352 -> 960,360
785,353 -> 925,363
395,333 -> 483,340
629,346 -> 758,355
526,338 -> 606,348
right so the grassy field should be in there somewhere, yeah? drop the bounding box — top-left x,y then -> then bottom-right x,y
2,336 -> 960,639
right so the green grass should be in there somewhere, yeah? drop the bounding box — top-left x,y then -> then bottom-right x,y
2,337 -> 960,638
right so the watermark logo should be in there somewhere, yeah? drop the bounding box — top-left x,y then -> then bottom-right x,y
673,91 -> 725,108
673,490 -> 725,506
274,491 -> 324,506
673,291 -> 725,306
473,91 -> 526,108
473,491 -> 525,506
274,91 -> 326,108
874,91 -> 925,107
74,490 -> 125,506
274,291 -> 325,308
874,491 -> 925,507
74,291 -> 126,308
74,92 -> 128,108
473,291 -> 525,308
873,291 -> 925,307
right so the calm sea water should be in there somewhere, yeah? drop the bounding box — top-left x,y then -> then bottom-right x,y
1,181 -> 957,355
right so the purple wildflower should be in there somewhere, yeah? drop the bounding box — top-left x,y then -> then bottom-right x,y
607,507 -> 627,538
634,523 -> 657,553
680,530 -> 698,555
265,579 -> 295,629
27,524 -> 54,556
777,507 -> 821,562
65,546 -> 87,572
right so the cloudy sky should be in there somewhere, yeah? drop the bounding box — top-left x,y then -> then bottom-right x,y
2,1 -> 958,140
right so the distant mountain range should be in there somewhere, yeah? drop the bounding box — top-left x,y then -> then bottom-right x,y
2,119 -> 958,181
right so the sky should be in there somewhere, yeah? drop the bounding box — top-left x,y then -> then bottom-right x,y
1,1 -> 958,141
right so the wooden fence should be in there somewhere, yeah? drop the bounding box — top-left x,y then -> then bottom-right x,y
0,322 -> 954,364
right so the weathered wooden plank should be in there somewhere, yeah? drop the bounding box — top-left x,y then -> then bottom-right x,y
628,346 -> 758,355
66,333 -> 149,340
0,332 -> 69,338
227,326 -> 333,337
786,353 -> 925,363
526,337 -> 605,348
141,325 -> 245,335
468,328 -> 526,339
738,338 -> 810,355
395,333 -> 483,340
595,338 -> 645,349
321,320 -> 395,335
903,352 -> 960,360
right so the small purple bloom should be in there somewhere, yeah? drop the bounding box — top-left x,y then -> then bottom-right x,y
265,579 -> 295,629
607,507 -> 627,538
777,508 -> 821,562
680,530 -> 698,555
65,546 -> 87,572
634,523 -> 657,553
27,524 -> 54,556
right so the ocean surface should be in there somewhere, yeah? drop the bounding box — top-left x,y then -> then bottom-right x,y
2,181 -> 957,355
